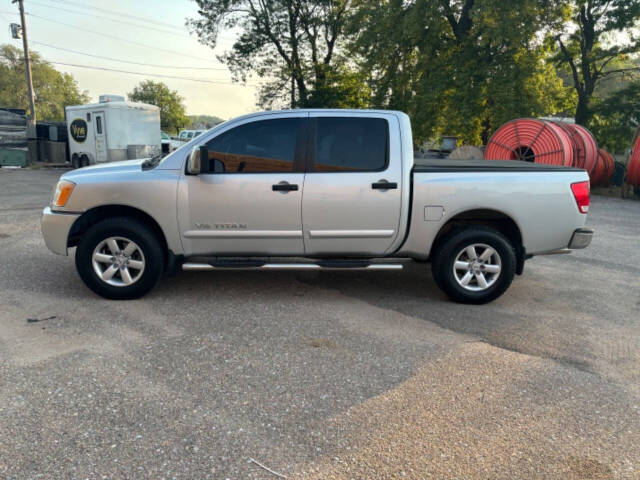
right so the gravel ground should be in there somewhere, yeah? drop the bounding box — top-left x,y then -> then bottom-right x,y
0,168 -> 639,479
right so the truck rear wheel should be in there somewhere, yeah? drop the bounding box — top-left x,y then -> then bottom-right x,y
431,227 -> 516,304
75,217 -> 165,300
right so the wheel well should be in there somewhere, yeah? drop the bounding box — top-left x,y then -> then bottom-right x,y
431,209 -> 526,274
68,205 -> 168,256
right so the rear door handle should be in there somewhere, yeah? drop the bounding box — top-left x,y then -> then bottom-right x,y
272,183 -> 299,192
372,181 -> 398,190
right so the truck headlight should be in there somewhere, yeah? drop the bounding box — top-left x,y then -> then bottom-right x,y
52,180 -> 76,207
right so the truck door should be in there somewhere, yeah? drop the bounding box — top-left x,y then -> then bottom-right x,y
177,114 -> 307,256
93,111 -> 107,163
302,113 -> 403,255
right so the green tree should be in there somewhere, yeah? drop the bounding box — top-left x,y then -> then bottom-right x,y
351,0 -> 573,145
0,44 -> 88,122
189,0 -> 366,108
128,80 -> 189,134
187,114 -> 224,129
591,80 -> 640,153
554,0 -> 640,126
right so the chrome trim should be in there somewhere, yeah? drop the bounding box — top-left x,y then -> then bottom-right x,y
308,230 -> 395,239
183,230 -> 302,239
568,228 -> 593,249
182,262 -> 403,271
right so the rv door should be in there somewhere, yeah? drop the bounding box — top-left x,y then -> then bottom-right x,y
93,111 -> 107,163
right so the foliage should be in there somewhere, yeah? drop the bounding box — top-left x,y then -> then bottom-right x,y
350,0 -> 574,145
128,80 -> 190,134
554,0 -> 640,126
189,0 -> 368,109
187,114 -> 225,129
591,80 -> 640,153
0,44 -> 89,122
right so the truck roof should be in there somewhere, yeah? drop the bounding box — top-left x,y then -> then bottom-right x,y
65,101 -> 160,111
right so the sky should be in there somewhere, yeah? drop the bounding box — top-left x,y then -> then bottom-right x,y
1,0 -> 259,119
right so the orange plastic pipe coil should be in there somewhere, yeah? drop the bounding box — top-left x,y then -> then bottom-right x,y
566,124 -> 598,174
593,149 -> 610,186
485,118 -> 574,166
628,136 -> 640,187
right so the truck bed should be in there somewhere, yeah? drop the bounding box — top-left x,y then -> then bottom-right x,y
413,158 -> 583,173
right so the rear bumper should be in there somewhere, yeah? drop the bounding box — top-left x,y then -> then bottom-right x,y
41,207 -> 80,256
568,228 -> 593,249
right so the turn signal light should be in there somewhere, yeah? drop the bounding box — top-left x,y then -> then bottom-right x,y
52,180 -> 75,207
570,181 -> 590,214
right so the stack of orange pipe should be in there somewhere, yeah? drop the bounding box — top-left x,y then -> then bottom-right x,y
484,119 -> 602,183
628,136 -> 640,187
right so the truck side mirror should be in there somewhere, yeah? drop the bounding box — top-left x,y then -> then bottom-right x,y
186,145 -> 210,175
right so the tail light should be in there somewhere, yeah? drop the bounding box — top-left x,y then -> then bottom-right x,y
570,181 -> 590,214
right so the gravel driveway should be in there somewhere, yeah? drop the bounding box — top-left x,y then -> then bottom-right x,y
1,168 -> 639,479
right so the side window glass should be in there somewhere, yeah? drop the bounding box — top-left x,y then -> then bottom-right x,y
96,116 -> 103,134
314,117 -> 388,171
205,118 -> 301,173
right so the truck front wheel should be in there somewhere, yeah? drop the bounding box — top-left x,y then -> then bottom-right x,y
431,227 -> 516,304
75,217 -> 165,300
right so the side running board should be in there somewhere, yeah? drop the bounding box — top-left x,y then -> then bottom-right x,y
182,261 -> 403,271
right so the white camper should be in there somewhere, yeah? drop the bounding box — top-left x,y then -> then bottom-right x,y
65,95 -> 161,168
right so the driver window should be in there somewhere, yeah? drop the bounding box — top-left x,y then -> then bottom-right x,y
204,118 -> 301,173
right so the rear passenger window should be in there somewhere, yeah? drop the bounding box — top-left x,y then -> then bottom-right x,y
205,118 -> 301,173
313,117 -> 388,172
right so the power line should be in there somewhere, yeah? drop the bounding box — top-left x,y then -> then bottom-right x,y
49,61 -> 260,86
28,0 -> 197,40
26,13 -> 219,63
42,0 -> 188,32
31,41 -> 230,71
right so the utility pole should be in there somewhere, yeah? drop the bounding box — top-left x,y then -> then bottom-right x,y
13,0 -> 37,136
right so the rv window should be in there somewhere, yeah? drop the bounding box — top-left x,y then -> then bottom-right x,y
96,116 -> 103,134
86,113 -> 91,122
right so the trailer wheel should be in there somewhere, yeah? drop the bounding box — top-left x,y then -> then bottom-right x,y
431,226 -> 516,304
71,154 -> 80,169
80,154 -> 90,167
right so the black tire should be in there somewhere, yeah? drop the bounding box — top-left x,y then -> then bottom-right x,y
75,217 -> 165,300
431,227 -> 516,304
80,155 -> 90,167
71,155 -> 79,169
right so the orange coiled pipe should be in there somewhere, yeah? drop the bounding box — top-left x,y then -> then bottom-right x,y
595,149 -> 615,186
485,118 -> 574,166
627,136 -> 640,187
566,124 -> 598,174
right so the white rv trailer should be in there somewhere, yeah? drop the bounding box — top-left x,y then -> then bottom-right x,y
65,95 -> 161,168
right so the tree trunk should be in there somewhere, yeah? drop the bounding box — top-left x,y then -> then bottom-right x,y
574,95 -> 589,126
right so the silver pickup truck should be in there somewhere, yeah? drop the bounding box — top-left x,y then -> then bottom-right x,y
42,109 -> 593,303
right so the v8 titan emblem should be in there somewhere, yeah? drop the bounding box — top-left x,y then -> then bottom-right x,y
195,222 -> 248,230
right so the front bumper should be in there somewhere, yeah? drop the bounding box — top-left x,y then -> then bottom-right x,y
568,228 -> 594,249
41,207 -> 81,256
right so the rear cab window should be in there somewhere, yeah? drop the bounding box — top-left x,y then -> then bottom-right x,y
312,117 -> 388,172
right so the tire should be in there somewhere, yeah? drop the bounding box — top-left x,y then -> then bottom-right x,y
431,227 -> 516,304
75,217 -> 165,300
80,155 -> 90,167
71,155 -> 79,169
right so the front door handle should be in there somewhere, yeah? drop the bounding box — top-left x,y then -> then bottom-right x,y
372,180 -> 398,190
272,183 -> 299,192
